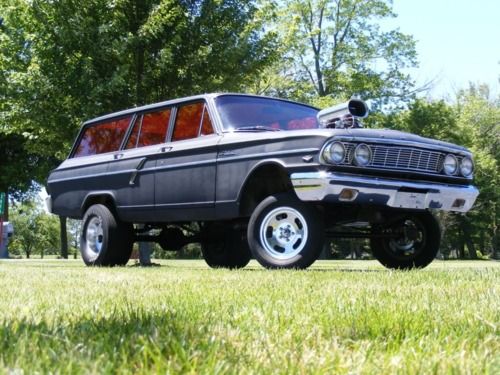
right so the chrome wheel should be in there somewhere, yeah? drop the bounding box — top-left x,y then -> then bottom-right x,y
370,211 -> 441,270
259,206 -> 308,260
388,219 -> 425,258
85,216 -> 104,256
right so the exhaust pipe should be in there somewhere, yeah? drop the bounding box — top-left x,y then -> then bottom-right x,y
317,98 -> 369,128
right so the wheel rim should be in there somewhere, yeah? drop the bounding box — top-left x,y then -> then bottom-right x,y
85,216 -> 104,256
259,206 -> 308,260
386,218 -> 426,259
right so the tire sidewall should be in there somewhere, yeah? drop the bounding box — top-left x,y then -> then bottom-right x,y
201,224 -> 251,269
80,205 -> 113,266
248,193 -> 324,269
371,211 -> 441,269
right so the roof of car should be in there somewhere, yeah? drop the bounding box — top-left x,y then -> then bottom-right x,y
83,93 -> 317,126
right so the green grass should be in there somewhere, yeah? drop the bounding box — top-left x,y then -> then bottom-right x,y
0,260 -> 498,374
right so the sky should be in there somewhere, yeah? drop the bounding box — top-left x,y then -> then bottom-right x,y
386,0 -> 500,99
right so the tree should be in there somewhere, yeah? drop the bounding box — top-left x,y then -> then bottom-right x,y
1,0 -> 277,254
255,0 -> 417,105
9,199 -> 60,258
375,89 -> 499,259
455,85 -> 500,259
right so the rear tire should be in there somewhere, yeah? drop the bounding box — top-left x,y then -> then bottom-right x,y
201,223 -> 251,269
371,211 -> 441,270
80,204 -> 134,266
247,193 -> 324,269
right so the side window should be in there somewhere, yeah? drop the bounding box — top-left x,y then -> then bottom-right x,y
172,102 -> 214,142
126,108 -> 171,149
73,116 -> 131,158
200,105 -> 214,136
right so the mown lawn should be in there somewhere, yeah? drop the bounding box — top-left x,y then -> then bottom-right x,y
0,259 -> 498,374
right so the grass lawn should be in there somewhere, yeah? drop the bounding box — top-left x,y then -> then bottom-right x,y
0,259 -> 498,374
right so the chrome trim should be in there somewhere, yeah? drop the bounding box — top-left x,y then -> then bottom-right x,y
353,143 -> 372,166
332,136 -> 471,156
460,156 -> 474,177
322,142 -> 345,164
443,154 -> 458,176
320,139 -> 473,179
291,171 -> 479,213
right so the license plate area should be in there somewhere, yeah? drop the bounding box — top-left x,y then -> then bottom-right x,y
394,192 -> 426,209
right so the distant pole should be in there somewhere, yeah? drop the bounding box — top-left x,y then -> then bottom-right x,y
0,192 -> 5,252
60,216 -> 68,259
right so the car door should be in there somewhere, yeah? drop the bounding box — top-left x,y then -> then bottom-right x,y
107,108 -> 172,222
154,101 -> 220,221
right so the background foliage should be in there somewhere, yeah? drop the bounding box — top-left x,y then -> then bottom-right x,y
0,0 -> 498,258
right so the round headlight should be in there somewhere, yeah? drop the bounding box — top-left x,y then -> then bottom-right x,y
323,142 -> 345,164
460,157 -> 474,177
443,154 -> 458,175
354,144 -> 372,166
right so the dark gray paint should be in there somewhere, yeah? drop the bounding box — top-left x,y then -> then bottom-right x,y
47,93 -> 474,223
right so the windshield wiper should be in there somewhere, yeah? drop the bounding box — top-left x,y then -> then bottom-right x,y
232,125 -> 281,132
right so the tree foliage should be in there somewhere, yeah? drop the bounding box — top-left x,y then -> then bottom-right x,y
253,0 -> 417,105
1,0 -> 277,181
9,199 -> 61,258
375,86 -> 499,258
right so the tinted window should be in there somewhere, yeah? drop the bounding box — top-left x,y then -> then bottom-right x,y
172,102 -> 213,141
215,96 -> 319,131
200,106 -> 214,136
126,108 -> 171,149
73,116 -> 131,158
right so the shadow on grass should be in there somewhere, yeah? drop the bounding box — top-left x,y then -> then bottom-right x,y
0,308 -> 239,373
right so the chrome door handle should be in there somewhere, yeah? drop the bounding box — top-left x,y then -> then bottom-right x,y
129,157 -> 147,185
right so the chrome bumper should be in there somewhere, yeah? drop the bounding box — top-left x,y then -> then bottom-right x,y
291,172 -> 479,213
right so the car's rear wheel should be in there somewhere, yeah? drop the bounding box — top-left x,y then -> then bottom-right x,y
247,193 -> 324,269
80,204 -> 134,266
370,211 -> 441,270
200,223 -> 251,269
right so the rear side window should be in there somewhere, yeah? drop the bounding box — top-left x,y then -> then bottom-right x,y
126,108 -> 171,149
172,102 -> 214,142
73,116 -> 131,158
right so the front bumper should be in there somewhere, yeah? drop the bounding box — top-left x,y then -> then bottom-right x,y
291,172 -> 479,213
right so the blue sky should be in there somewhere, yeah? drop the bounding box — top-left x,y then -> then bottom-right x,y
386,0 -> 499,99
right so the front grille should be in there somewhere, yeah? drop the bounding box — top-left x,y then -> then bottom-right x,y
344,143 -> 446,174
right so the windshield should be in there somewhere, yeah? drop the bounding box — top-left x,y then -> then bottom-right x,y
215,95 -> 319,131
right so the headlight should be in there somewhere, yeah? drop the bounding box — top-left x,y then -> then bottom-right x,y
443,154 -> 458,175
323,142 -> 345,164
354,144 -> 372,166
460,157 -> 474,177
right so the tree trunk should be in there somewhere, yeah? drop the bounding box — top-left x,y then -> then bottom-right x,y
460,219 -> 477,259
458,240 -> 465,259
59,216 -> 68,259
2,192 -> 7,221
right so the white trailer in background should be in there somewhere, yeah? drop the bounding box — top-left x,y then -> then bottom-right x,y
0,222 -> 13,258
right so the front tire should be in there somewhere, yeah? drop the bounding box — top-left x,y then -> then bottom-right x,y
80,204 -> 134,266
247,193 -> 324,269
371,211 -> 441,270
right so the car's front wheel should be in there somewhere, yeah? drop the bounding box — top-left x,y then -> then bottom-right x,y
80,204 -> 134,266
247,193 -> 324,269
370,211 -> 441,270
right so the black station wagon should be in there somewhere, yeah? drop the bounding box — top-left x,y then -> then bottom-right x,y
46,94 -> 479,269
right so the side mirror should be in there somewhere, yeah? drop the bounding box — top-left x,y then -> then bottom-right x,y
317,99 -> 369,128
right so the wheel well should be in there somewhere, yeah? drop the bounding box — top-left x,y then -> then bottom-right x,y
239,164 -> 293,217
82,195 -> 117,217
